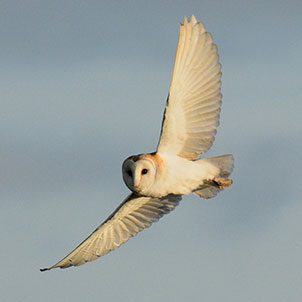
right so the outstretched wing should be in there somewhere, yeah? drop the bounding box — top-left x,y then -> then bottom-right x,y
40,193 -> 181,271
157,15 -> 222,160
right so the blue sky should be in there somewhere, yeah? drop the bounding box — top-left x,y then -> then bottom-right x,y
1,1 -> 302,301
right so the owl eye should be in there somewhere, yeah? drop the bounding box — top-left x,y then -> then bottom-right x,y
141,168 -> 148,175
126,170 -> 132,177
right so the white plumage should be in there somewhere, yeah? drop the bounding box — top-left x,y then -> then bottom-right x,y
158,15 -> 221,160
41,15 -> 234,272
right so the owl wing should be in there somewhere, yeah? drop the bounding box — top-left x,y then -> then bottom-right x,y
40,193 -> 181,271
157,15 -> 222,160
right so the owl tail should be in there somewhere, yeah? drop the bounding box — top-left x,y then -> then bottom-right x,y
193,154 -> 234,199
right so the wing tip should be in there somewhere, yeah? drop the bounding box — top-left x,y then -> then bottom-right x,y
40,262 -> 65,272
40,263 -> 71,272
190,14 -> 197,24
183,16 -> 188,25
182,15 -> 205,30
182,15 -> 198,26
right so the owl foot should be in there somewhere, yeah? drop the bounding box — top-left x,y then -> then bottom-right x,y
214,178 -> 232,189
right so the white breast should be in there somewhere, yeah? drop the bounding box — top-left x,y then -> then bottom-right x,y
150,153 -> 218,196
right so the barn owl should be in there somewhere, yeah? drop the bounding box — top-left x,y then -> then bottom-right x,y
41,15 -> 233,272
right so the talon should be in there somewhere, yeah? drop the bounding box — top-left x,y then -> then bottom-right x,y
215,178 -> 232,189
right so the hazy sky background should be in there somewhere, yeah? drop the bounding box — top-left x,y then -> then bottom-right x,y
1,1 -> 301,301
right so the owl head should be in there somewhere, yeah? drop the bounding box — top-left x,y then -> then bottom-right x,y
122,154 -> 157,195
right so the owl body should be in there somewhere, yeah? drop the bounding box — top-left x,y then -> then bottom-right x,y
122,152 -> 222,198
159,154 -> 221,195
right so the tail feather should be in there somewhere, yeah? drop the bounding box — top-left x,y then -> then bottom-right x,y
194,186 -> 220,199
202,154 -> 234,178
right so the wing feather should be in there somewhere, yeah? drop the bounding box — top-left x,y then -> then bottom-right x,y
40,193 -> 181,271
157,15 -> 222,160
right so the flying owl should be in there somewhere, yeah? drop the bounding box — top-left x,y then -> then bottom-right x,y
41,15 -> 233,272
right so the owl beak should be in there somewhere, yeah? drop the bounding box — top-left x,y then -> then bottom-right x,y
133,182 -> 139,191
133,177 -> 140,192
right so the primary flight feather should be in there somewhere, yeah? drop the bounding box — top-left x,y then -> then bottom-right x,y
41,15 -> 233,272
